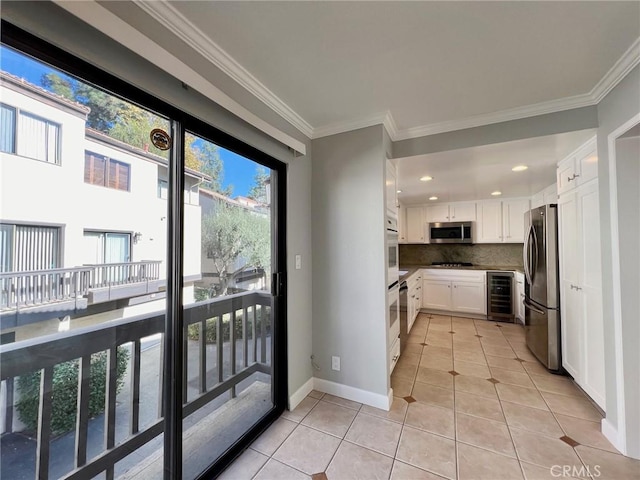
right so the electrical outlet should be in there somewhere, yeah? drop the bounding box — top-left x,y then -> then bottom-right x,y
331,356 -> 341,371
295,254 -> 302,270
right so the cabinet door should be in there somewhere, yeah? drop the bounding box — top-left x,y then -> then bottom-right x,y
557,157 -> 577,195
422,280 -> 451,310
577,181 -> 605,408
450,202 -> 476,222
425,204 -> 450,223
503,199 -> 530,242
386,161 -> 397,216
477,201 -> 503,243
406,207 -> 426,243
451,281 -> 486,314
398,206 -> 407,243
578,148 -> 598,186
558,193 -> 581,380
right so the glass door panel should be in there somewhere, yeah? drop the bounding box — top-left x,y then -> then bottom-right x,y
0,43 -> 169,479
181,132 -> 275,478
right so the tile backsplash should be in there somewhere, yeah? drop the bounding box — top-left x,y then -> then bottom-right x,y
400,243 -> 524,267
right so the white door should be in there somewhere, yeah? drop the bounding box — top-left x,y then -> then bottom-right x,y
452,281 -> 486,314
577,181 -> 605,408
558,193 -> 581,380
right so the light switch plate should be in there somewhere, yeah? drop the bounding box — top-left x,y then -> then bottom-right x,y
295,254 -> 302,270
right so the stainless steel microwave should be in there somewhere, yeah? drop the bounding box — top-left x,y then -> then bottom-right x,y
428,222 -> 473,244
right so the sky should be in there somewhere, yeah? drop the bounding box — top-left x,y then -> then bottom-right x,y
0,46 -> 262,198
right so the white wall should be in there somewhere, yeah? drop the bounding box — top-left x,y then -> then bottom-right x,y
311,125 -> 389,401
596,64 -> 640,457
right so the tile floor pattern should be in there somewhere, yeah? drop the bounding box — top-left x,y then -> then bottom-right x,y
220,314 -> 640,480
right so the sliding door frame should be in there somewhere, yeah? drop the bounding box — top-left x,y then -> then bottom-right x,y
1,20 -> 288,479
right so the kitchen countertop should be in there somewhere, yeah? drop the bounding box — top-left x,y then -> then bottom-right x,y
399,264 -> 524,282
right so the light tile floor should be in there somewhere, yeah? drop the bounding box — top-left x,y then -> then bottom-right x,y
220,314 -> 640,479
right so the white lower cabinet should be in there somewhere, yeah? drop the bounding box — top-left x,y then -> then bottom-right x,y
423,280 -> 452,311
451,281 -> 486,315
406,271 -> 422,333
422,270 -> 487,315
514,272 -> 525,324
558,179 -> 605,409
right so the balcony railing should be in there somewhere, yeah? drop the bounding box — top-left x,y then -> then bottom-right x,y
0,261 -> 163,312
0,290 -> 272,480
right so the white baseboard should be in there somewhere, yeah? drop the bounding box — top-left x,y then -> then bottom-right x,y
601,418 -> 626,456
288,377 -> 314,411
313,378 -> 391,410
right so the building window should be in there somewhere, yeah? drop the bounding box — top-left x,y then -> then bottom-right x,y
83,231 -> 131,264
84,151 -> 130,191
0,103 -> 60,164
157,179 -> 168,199
0,223 -> 60,272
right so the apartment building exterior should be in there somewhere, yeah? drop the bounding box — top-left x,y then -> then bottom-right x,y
0,71 -> 206,343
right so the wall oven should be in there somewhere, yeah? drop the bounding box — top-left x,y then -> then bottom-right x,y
387,217 -> 399,287
428,221 -> 473,244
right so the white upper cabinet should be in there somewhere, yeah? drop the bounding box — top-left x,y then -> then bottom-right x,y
425,204 -> 450,223
398,205 -> 407,243
476,201 -> 503,243
450,202 -> 476,222
386,161 -> 398,217
476,199 -> 529,243
425,202 -> 476,223
406,206 -> 426,243
503,199 -> 530,242
556,138 -> 597,196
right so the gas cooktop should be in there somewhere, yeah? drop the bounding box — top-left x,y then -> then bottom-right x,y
431,262 -> 474,267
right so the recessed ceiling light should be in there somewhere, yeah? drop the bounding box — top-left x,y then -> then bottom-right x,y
512,165 -> 528,172
397,189 -> 402,193
419,176 -> 433,182
429,196 -> 438,201
491,191 -> 502,196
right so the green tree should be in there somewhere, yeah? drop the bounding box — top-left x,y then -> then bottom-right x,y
247,166 -> 269,203
42,73 -> 127,132
185,134 -> 232,194
109,104 -> 169,157
202,202 -> 270,296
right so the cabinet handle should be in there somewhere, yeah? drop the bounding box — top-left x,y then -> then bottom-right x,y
454,285 -> 457,288
567,173 -> 580,182
448,285 -> 451,288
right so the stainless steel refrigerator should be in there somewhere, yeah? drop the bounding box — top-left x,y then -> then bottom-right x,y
523,205 -> 561,372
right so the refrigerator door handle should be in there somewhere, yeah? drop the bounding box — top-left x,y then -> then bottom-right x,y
523,298 -> 546,315
523,225 -> 533,285
531,224 -> 539,283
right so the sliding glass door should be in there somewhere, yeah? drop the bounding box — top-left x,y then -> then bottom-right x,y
0,22 -> 286,480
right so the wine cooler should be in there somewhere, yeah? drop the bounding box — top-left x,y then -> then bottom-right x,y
487,271 -> 515,322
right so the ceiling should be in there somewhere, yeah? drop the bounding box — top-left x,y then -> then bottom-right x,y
139,1 -> 639,139
396,129 -> 597,204
89,1 -> 636,203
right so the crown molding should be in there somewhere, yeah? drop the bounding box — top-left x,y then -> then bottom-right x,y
591,36 -> 640,104
72,0 -> 640,146
392,92 -> 596,141
311,111 -> 397,139
53,0 -> 307,155
136,0 -> 314,139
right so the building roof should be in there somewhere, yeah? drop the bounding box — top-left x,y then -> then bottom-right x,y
0,70 -> 90,117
